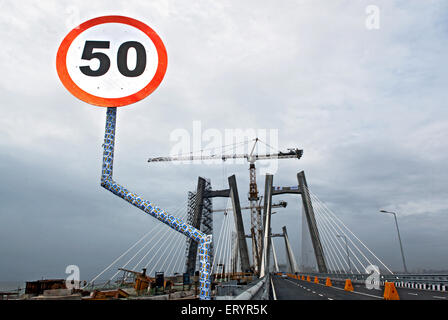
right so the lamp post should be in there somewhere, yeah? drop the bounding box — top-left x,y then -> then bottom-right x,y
337,234 -> 351,274
380,210 -> 408,273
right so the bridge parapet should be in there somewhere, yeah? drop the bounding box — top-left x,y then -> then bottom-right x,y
215,275 -> 270,300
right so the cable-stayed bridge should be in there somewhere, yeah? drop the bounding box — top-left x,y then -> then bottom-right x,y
86,166 -> 448,300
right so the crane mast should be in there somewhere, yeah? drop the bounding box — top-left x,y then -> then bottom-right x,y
148,138 -> 303,274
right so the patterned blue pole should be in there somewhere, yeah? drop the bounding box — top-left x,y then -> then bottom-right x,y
100,107 -> 212,300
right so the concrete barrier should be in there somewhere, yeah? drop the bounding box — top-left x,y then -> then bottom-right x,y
234,277 -> 267,300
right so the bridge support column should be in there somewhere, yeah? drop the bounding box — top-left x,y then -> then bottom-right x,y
283,226 -> 299,273
297,171 -> 328,273
271,238 -> 280,273
185,177 -> 206,275
228,175 -> 251,273
260,174 -> 273,277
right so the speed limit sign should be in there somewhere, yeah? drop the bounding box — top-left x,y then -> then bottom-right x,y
56,16 -> 167,107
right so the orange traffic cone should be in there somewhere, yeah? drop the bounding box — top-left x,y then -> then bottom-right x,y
301,275 -> 305,281
344,279 -> 354,291
325,277 -> 332,286
314,276 -> 319,284
383,282 -> 400,300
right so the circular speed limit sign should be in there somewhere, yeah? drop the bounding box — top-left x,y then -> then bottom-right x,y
56,16 -> 167,107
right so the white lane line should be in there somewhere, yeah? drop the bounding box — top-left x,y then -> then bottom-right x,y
285,279 -> 315,296
299,278 -> 384,299
319,294 -> 323,297
328,298 -> 333,300
408,293 -> 418,296
433,296 -> 446,299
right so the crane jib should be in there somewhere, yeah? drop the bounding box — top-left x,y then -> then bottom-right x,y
147,149 -> 303,162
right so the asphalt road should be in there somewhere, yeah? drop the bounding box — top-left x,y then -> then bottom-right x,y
271,275 -> 448,300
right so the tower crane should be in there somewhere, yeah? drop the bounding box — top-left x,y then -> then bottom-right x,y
148,138 -> 303,273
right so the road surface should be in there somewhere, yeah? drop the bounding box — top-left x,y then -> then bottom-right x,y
271,275 -> 448,300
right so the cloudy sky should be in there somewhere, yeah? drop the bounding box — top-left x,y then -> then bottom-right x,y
0,0 -> 447,283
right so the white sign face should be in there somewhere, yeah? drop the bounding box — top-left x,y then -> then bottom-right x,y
57,16 -> 167,107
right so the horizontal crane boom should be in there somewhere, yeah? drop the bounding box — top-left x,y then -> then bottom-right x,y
148,149 -> 303,163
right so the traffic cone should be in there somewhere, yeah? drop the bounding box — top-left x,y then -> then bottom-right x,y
307,276 -> 311,282
314,276 -> 319,284
302,275 -> 305,281
383,282 -> 400,300
344,279 -> 354,291
325,277 -> 332,286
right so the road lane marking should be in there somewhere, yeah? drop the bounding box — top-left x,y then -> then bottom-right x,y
325,283 -> 383,299
408,293 -> 418,296
295,277 -> 384,299
433,296 -> 446,299
284,278 -> 379,300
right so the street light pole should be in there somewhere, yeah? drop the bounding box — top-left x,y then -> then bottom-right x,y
337,234 -> 351,273
380,210 -> 408,273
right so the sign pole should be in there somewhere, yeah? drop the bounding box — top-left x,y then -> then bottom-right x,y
56,16 -> 210,298
100,107 -> 212,300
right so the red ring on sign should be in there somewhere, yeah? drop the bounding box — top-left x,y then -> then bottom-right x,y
56,16 -> 168,107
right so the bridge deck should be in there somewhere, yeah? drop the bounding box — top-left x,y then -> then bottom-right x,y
271,275 -> 448,300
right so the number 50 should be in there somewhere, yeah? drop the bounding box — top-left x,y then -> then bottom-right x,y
80,40 -> 147,77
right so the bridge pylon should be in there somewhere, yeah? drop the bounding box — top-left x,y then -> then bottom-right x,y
266,171 -> 328,274
185,175 -> 251,276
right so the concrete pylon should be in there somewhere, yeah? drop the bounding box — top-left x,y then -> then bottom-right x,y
228,175 -> 251,273
297,171 -> 328,273
185,177 -> 207,275
283,226 -> 299,273
260,174 -> 273,277
271,238 -> 280,273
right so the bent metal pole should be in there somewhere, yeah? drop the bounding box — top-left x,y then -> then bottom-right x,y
100,107 -> 212,300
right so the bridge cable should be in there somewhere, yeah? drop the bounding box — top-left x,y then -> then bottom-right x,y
308,188 -> 393,274
143,210 -> 190,272
109,221 -> 176,281
211,207 -> 229,274
314,210 -> 344,273
150,230 -> 186,276
312,194 -> 365,273
310,191 -> 379,271
314,205 -> 352,273
166,228 -> 191,275
85,229 -> 153,287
